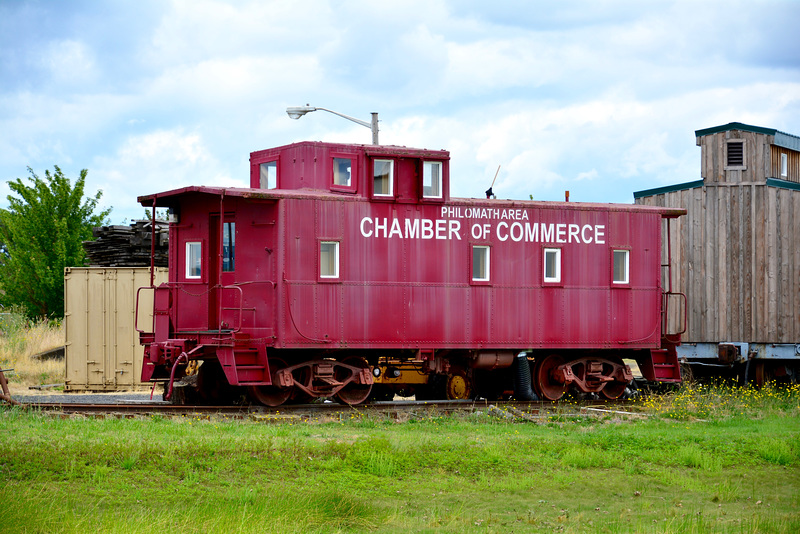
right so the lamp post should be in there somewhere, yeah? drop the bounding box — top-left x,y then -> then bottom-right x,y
286,105 -> 379,145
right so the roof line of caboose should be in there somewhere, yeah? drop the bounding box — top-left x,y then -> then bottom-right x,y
249,140 -> 450,160
695,122 -> 800,152
139,186 -> 685,217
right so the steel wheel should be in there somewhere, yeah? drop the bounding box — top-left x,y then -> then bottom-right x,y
248,358 -> 292,407
600,379 -> 628,400
533,354 -> 568,401
333,356 -> 373,405
445,370 -> 472,400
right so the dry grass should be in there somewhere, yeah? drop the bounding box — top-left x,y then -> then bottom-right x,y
0,312 -> 64,393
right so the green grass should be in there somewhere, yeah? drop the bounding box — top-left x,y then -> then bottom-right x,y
2,384 -> 800,533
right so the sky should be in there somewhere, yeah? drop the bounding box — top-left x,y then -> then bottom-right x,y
1,0 -> 799,224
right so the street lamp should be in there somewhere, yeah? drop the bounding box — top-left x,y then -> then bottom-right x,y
286,105 -> 379,145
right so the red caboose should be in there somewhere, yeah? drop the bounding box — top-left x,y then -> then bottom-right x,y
138,141 -> 685,405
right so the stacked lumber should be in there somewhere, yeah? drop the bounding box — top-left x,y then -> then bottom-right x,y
83,220 -> 168,267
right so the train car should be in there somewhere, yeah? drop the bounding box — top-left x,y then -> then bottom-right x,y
635,122 -> 800,386
137,140 -> 685,405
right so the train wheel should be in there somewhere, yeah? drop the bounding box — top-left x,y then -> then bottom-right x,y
533,354 -> 568,401
248,358 -> 292,407
333,356 -> 373,405
600,380 -> 628,400
445,370 -> 472,400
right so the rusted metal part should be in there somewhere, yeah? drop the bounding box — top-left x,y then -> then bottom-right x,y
535,356 -> 634,401
165,352 -> 189,401
0,368 -> 21,406
274,357 -> 374,405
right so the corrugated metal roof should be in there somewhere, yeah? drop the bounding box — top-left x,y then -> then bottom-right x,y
695,122 -> 800,152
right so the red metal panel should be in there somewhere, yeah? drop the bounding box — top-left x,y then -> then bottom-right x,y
271,196 -> 666,350
143,146 -> 674,355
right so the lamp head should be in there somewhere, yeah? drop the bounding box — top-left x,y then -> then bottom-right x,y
286,105 -> 316,119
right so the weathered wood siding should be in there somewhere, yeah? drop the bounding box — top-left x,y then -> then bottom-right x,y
637,183 -> 799,344
698,130 -> 773,183
772,146 -> 800,183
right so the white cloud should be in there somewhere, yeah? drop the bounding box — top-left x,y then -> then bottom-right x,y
91,129 -> 245,222
1,0 -> 798,220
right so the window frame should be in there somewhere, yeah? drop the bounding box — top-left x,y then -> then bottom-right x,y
185,241 -> 203,280
259,160 -> 278,189
612,249 -> 630,285
724,140 -> 746,170
372,158 -> 394,198
330,154 -> 358,193
543,247 -> 562,284
319,241 -> 340,280
422,161 -> 443,199
222,222 -> 235,273
471,245 -> 491,284
781,152 -> 788,178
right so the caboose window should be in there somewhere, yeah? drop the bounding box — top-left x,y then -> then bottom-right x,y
259,161 -> 277,189
373,159 -> 393,196
472,245 -> 490,281
186,242 -> 202,279
543,248 -> 561,283
333,158 -> 352,187
613,250 -> 629,284
222,222 -> 235,272
320,241 -> 339,278
423,161 -> 442,198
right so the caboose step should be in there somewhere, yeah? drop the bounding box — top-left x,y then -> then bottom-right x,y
217,344 -> 271,385
640,348 -> 682,382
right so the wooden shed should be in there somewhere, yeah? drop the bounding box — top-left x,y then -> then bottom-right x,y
634,122 -> 800,375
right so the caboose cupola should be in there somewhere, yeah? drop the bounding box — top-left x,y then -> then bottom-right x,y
249,141 -> 450,203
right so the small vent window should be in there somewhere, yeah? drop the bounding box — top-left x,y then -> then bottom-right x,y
781,153 -> 788,178
472,245 -> 490,282
259,161 -> 277,189
727,141 -> 744,167
186,242 -> 202,279
423,161 -> 442,198
613,250 -> 629,285
333,158 -> 352,187
373,159 -> 393,196
543,248 -> 561,283
320,241 -> 339,279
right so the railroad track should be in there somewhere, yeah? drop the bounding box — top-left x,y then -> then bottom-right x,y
7,398 -> 644,421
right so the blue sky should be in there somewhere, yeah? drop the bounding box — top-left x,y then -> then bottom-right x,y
1,0 -> 799,223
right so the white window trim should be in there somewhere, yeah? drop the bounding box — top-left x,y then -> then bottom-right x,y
320,241 -> 340,279
472,245 -> 490,282
781,153 -> 788,178
373,159 -> 394,197
543,248 -> 561,283
186,241 -> 202,279
423,161 -> 443,199
613,249 -> 629,285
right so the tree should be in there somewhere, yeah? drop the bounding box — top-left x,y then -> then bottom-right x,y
0,166 -> 111,319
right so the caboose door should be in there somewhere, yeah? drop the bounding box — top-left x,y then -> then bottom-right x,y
209,213 -> 237,331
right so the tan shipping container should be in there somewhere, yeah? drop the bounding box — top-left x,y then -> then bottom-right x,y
64,267 -> 168,391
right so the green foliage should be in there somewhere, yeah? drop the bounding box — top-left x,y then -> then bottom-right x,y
0,166 -> 110,318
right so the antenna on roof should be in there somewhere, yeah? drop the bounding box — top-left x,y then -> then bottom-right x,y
485,165 -> 500,199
